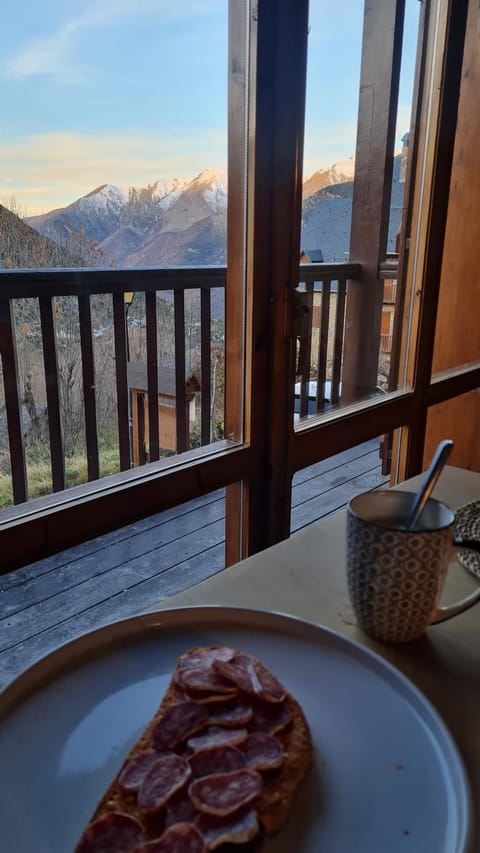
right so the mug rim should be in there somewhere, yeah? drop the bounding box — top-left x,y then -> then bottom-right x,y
348,489 -> 455,532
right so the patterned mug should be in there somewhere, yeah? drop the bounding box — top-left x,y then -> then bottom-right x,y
346,490 -> 480,643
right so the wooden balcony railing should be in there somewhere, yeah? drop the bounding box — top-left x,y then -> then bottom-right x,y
0,261 -> 363,508
379,332 -> 393,353
295,262 -> 361,417
0,267 -> 225,505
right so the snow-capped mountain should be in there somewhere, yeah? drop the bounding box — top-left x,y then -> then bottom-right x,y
302,156 -> 356,199
160,168 -> 227,233
25,156 -> 403,267
27,184 -> 124,246
301,154 -> 403,260
26,170 -> 225,262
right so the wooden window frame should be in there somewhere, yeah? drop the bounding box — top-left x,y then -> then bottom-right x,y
1,0 -> 479,572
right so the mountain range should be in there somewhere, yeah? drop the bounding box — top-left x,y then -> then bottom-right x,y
21,155 -> 403,268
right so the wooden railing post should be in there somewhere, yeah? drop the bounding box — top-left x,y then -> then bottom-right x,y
38,296 -> 66,491
112,292 -> 131,471
0,299 -> 27,503
78,294 -> 100,481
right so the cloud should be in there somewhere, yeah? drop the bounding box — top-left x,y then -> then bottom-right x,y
5,29 -> 82,84
4,0 -> 213,82
0,130 -> 227,215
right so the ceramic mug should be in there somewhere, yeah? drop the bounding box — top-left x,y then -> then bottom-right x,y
346,490 -> 480,643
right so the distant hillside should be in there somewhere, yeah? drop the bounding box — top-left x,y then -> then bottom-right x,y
24,155 -> 405,268
125,212 -> 227,267
0,204 -> 82,269
301,154 -> 404,260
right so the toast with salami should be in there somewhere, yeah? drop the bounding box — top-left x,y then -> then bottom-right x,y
75,646 -> 313,852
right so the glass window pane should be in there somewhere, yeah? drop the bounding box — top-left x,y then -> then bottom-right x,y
291,435 -> 389,533
0,2 -> 247,510
302,0 -> 363,265
1,487 -> 226,681
296,0 -> 421,425
1,4 -> 228,268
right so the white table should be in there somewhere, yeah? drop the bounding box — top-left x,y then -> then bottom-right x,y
156,466 -> 480,844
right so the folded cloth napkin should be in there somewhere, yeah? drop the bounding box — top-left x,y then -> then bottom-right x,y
455,499 -> 480,579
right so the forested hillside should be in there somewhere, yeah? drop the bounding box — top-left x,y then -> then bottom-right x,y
0,203 -> 87,269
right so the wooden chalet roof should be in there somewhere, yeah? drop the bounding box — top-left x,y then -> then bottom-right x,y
127,362 -> 200,398
127,362 -> 176,396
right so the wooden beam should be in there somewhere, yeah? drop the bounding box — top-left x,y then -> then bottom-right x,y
241,0 -> 309,553
342,0 -> 405,403
292,392 -> 414,474
403,0 -> 469,476
225,0 -> 248,565
0,444 -> 254,572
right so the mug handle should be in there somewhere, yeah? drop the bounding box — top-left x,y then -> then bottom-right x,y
430,540 -> 480,625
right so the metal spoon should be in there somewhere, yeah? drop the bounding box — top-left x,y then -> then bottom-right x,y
405,439 -> 454,530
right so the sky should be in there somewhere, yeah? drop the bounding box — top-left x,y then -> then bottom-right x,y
0,0 -> 419,215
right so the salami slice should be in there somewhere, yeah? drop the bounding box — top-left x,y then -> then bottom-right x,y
189,769 -> 262,817
251,660 -> 286,703
188,744 -> 245,778
152,701 -> 209,750
75,811 -> 144,852
214,654 -> 286,704
118,751 -> 164,792
187,726 -> 248,751
138,754 -> 191,812
212,656 -> 253,695
195,809 -> 259,850
133,822 -> 206,852
248,700 -> 291,734
206,701 -> 252,727
240,733 -> 284,770
164,793 -> 199,828
178,647 -> 235,671
175,666 -> 237,698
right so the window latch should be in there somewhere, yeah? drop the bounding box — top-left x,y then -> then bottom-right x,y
292,290 -> 312,378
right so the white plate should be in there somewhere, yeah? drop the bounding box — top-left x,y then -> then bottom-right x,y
0,607 -> 472,853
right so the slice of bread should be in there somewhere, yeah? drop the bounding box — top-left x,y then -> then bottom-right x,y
76,646 -> 313,851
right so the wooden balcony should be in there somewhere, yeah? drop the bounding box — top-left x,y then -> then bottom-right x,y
0,261 -> 365,511
0,261 -> 391,685
0,436 -> 387,691
0,266 -> 226,506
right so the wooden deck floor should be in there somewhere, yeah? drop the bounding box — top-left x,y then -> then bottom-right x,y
0,438 -> 388,691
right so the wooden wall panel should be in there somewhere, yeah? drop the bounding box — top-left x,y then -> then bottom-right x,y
425,391 -> 480,471
432,1 -> 480,374
425,0 -> 480,470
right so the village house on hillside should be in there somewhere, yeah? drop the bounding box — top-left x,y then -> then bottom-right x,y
299,248 -> 324,263
127,362 -> 200,464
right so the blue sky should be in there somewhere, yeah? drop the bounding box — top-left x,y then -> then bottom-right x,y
0,1 -> 419,215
